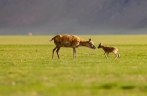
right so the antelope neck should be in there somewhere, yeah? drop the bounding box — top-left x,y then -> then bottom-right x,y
80,40 -> 88,46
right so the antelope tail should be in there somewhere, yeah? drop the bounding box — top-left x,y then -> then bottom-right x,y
49,36 -> 55,41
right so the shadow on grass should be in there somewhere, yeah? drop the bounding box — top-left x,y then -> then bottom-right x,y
100,83 -> 116,89
120,85 -> 136,90
92,83 -> 117,90
92,83 -> 147,91
120,85 -> 147,92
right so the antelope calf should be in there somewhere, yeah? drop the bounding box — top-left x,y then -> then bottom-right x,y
50,34 -> 96,59
98,43 -> 120,59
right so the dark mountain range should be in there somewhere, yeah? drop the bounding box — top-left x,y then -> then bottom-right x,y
0,0 -> 147,35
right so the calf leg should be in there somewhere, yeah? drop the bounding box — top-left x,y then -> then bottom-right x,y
117,53 -> 120,58
114,52 -> 120,58
114,53 -> 117,58
104,53 -> 108,59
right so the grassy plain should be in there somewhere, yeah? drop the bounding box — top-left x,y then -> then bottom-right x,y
0,35 -> 147,96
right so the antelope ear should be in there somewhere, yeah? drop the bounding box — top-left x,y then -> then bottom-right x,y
89,38 -> 91,42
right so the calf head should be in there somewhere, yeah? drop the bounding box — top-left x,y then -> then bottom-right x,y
98,43 -> 102,48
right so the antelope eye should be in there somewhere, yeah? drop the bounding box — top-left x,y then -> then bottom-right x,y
89,42 -> 92,45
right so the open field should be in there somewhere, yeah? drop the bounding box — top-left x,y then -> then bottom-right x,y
0,35 -> 147,96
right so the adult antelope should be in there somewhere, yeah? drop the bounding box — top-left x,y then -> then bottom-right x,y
50,34 -> 96,59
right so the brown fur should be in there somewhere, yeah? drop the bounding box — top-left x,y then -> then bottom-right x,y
50,34 -> 96,59
98,43 -> 120,58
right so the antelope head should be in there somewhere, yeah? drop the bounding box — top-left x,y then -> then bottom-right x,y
86,38 -> 96,49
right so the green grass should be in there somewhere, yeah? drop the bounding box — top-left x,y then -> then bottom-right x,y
0,35 -> 147,96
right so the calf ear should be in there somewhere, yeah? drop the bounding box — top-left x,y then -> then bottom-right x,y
98,43 -> 101,46
89,38 -> 91,42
